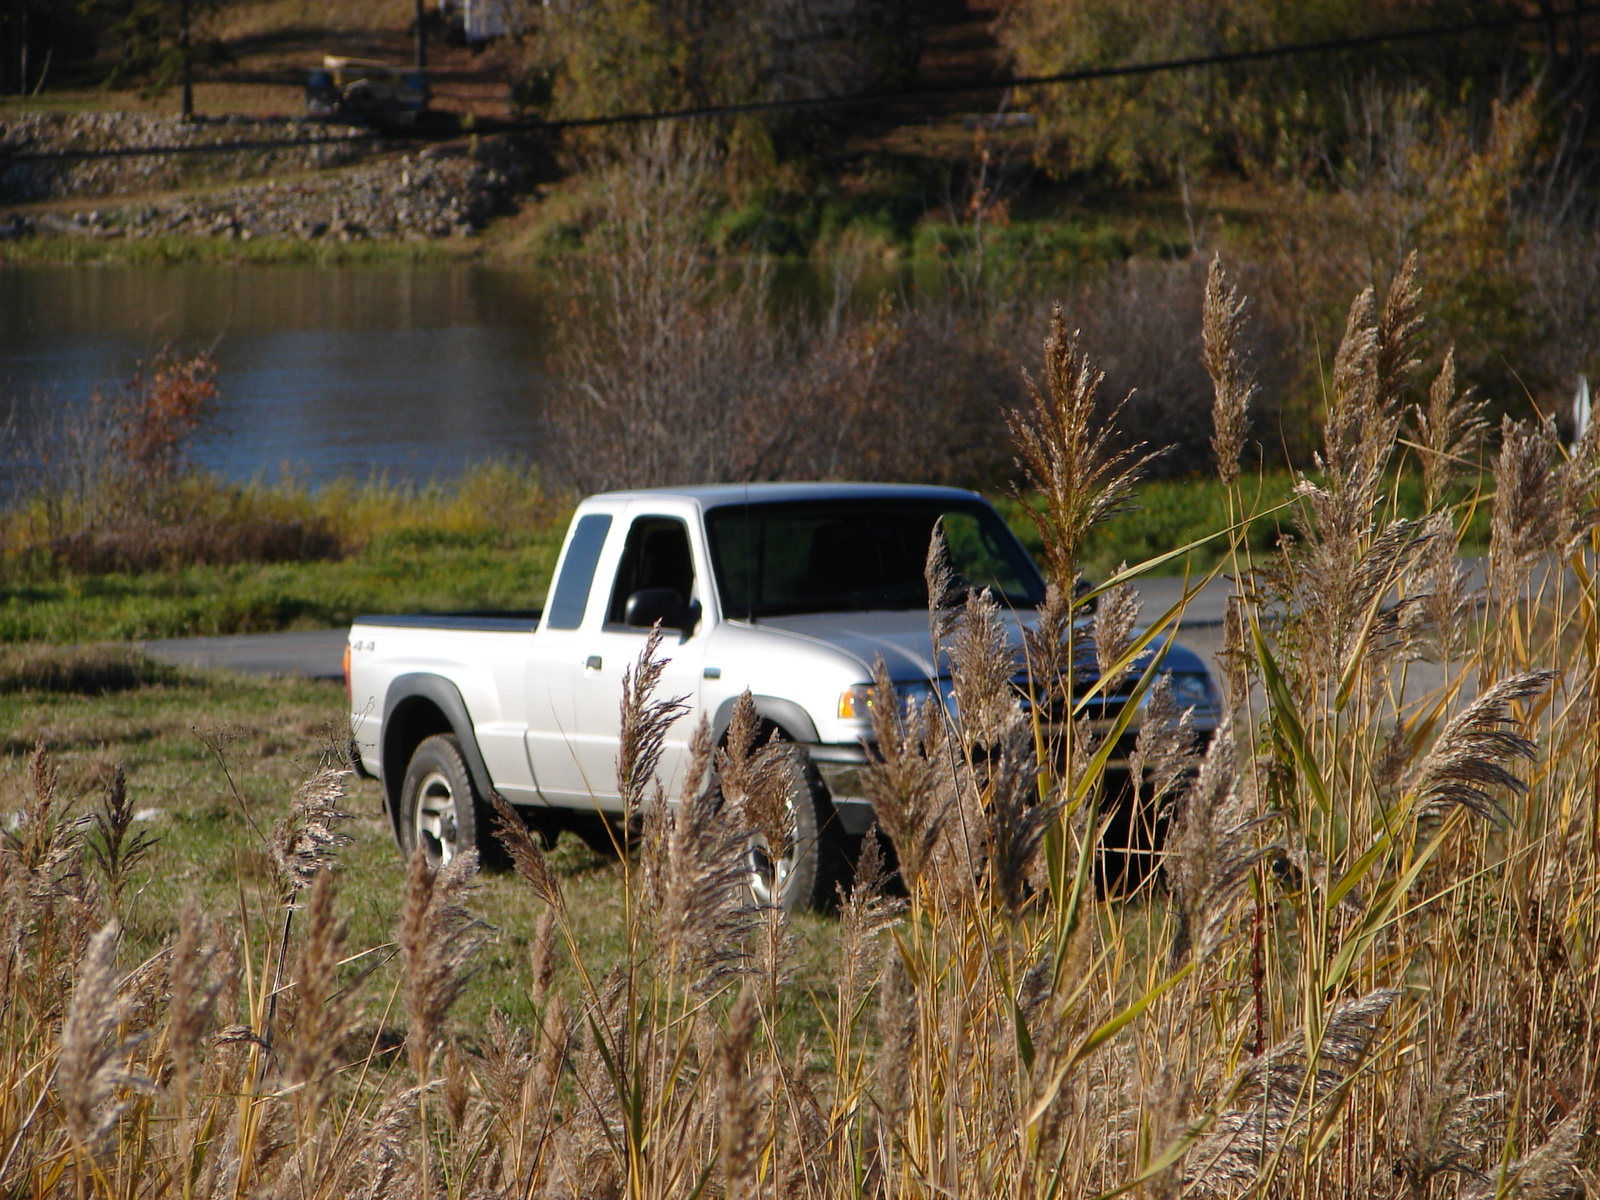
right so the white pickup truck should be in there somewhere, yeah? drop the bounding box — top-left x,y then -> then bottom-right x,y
346,482 -> 1219,908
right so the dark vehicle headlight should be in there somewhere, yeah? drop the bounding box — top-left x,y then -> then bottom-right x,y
1167,672 -> 1214,711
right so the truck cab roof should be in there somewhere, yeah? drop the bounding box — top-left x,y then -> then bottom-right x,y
586,481 -> 987,510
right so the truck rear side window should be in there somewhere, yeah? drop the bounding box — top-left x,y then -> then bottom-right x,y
544,514 -> 612,630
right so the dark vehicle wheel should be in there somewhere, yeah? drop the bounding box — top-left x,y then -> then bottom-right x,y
398,733 -> 504,869
743,742 -> 846,913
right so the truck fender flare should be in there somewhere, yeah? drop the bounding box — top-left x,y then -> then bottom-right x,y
381,673 -> 496,840
710,694 -> 821,748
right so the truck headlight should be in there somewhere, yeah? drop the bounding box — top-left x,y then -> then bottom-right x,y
838,684 -> 877,719
838,679 -> 956,720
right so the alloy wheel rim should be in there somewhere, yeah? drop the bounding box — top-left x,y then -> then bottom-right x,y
746,832 -> 792,907
414,769 -> 459,867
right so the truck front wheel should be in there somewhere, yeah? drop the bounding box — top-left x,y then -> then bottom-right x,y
399,733 -> 499,869
744,744 -> 846,913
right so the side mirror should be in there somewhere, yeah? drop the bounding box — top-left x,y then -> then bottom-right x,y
624,588 -> 699,633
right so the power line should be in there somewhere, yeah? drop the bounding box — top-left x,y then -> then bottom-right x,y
5,3 -> 1595,164
542,2 -> 1597,130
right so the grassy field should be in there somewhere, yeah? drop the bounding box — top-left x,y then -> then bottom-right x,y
0,656 -> 841,1034
0,529 -> 565,642
0,464 -> 573,642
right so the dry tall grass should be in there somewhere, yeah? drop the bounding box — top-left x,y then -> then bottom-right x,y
4,258 -> 1599,1198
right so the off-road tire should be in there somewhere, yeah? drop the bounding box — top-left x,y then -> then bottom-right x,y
398,733 -> 507,869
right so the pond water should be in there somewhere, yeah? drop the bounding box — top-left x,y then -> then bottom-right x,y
0,264 -> 554,486
0,257 -> 1030,490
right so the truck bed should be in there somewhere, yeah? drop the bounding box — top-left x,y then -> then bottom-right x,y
355,610 -> 542,631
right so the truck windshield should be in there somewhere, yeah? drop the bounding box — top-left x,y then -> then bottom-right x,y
705,499 -> 1046,618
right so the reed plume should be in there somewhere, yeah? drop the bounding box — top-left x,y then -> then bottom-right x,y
949,582 -> 1023,750
860,656 -> 951,891
1410,346 -> 1485,509
1187,990 -> 1399,1195
398,843 -> 483,1083
1127,673 -> 1199,815
1489,415 -> 1561,605
649,719 -> 756,984
618,625 -> 689,817
269,765 -> 353,899
1164,715 -> 1270,967
1008,303 -> 1153,585
492,792 -> 565,913
1409,669 -> 1554,822
283,866 -> 347,1104
83,765 -> 155,912
1201,254 -> 1256,485
719,985 -> 764,1200
716,690 -> 799,874
55,923 -> 148,1158
165,894 -> 219,1112
1091,568 -> 1141,694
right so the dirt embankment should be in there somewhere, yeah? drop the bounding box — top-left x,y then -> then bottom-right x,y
0,111 -> 529,243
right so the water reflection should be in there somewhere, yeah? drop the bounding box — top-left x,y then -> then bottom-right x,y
0,264 -> 553,485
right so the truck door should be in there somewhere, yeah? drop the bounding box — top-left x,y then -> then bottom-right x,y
524,510 -> 614,806
566,512 -> 709,808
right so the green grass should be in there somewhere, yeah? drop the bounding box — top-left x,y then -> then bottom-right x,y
0,666 -> 843,1031
1003,471 -> 1493,582
0,527 -> 566,642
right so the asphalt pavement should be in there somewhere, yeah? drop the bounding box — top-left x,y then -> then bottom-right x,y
136,574 -> 1246,682
141,628 -> 350,680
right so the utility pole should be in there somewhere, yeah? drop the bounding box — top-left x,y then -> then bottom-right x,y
414,0 -> 426,70
179,0 -> 193,120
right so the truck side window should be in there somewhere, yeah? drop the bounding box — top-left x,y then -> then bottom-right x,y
607,517 -> 695,625
544,513 -> 613,630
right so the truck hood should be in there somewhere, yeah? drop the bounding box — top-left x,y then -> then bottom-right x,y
754,609 -> 1210,683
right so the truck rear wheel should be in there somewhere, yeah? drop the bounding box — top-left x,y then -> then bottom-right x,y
744,743 -> 846,913
399,733 -> 503,869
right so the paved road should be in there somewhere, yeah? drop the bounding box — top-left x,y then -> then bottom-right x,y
138,575 -> 1247,682
141,559 -> 1498,693
142,629 -> 350,680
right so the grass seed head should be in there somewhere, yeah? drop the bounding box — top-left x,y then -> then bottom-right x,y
716,690 -> 798,869
399,843 -> 484,1081
492,792 -> 564,914
652,719 -> 757,985
618,626 -> 689,817
950,583 -> 1023,750
861,656 -> 952,892
269,765 -> 353,900
1410,346 -> 1485,507
1410,669 -> 1554,822
1202,254 -> 1257,486
1091,568 -> 1141,694
1490,415 -> 1561,603
56,923 -> 150,1157
1009,303 -> 1153,585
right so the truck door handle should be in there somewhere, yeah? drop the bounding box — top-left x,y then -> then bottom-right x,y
585,655 -> 602,671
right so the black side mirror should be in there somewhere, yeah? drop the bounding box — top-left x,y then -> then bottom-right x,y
624,587 -> 699,633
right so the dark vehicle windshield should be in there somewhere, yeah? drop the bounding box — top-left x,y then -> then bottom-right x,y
705,498 -> 1046,618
